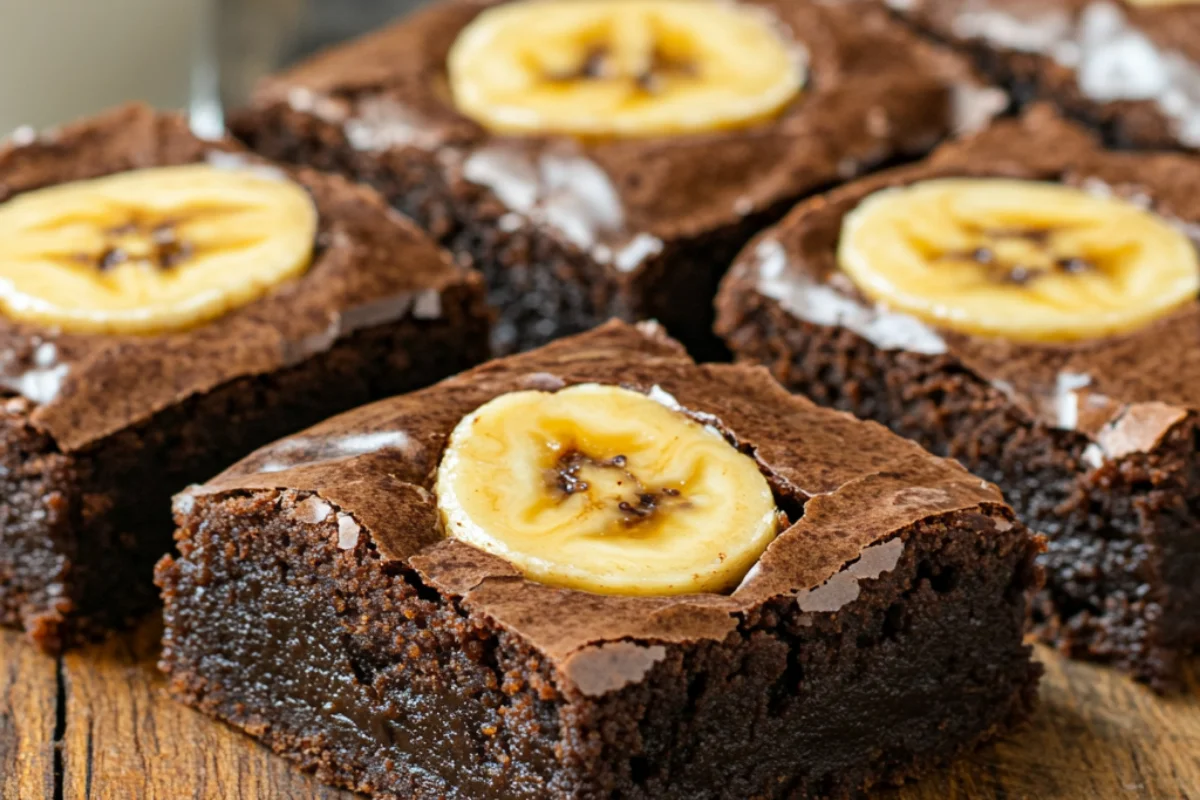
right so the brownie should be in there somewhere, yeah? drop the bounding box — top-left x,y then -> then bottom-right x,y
156,320 -> 1041,799
887,0 -> 1200,150
0,104 -> 490,652
716,106 -> 1200,689
230,0 -> 1002,356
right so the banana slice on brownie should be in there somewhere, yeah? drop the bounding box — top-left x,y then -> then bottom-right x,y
436,383 -> 779,595
447,0 -> 805,137
0,163 -> 317,335
837,178 -> 1200,342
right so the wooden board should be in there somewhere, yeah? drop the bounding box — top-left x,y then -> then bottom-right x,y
1,621 -> 1197,799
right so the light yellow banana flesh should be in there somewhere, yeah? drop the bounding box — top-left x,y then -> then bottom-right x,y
0,163 -> 317,335
436,384 -> 779,596
447,0 -> 804,138
837,178 -> 1200,343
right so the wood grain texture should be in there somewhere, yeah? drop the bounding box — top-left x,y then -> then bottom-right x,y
0,628 -> 57,800
59,620 -> 353,800
893,654 -> 1200,800
1,622 -> 1197,799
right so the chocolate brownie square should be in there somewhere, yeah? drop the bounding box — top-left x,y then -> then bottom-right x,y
887,0 -> 1200,150
717,106 -> 1200,688
231,0 -> 1001,355
156,320 -> 1041,798
0,104 -> 490,652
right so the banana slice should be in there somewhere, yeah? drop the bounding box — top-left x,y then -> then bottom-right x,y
0,164 -> 317,335
436,384 -> 779,596
837,178 -> 1200,343
447,0 -> 804,138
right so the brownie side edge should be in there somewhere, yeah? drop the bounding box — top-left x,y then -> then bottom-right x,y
157,482 -> 1040,799
0,398 -> 79,651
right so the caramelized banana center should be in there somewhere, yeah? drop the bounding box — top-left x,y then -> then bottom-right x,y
548,447 -> 687,529
545,43 -> 698,94
935,226 -> 1109,286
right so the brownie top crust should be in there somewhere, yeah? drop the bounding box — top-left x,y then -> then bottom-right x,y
719,105 -> 1200,465
191,320 -> 1017,693
248,0 -> 997,276
892,0 -> 1200,148
0,104 -> 482,453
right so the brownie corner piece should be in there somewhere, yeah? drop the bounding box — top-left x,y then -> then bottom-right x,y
158,320 -> 1041,798
0,103 -> 490,651
230,0 -> 995,355
716,107 -> 1200,689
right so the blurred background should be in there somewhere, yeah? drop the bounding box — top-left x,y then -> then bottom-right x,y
0,0 -> 430,137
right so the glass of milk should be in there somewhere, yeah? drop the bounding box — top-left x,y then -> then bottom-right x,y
0,0 -> 221,137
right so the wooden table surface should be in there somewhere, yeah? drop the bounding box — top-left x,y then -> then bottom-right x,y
1,621 -> 1197,799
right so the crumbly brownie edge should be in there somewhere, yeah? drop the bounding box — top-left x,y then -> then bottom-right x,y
716,292 -> 1200,689
156,484 -> 1039,800
2,297 -> 489,653
0,399 -> 79,651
